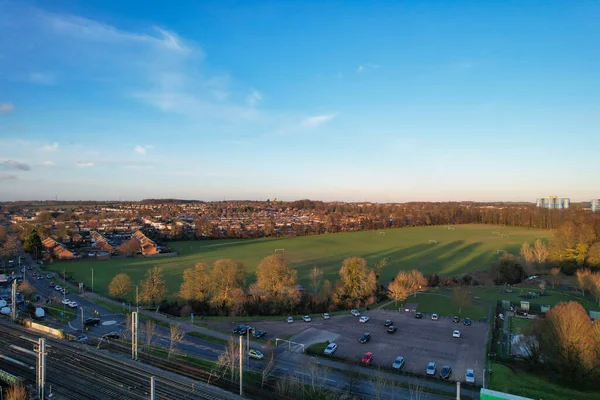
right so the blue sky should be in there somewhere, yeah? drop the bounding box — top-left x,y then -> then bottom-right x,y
1,0 -> 599,202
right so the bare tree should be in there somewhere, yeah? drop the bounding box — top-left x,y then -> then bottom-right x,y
388,271 -> 413,306
309,265 -> 323,295
548,267 -> 561,289
5,382 -> 28,400
261,352 -> 277,389
533,239 -> 549,265
139,267 -> 167,305
144,320 -> 157,348
370,368 -> 389,400
217,338 -> 240,382
576,269 -> 592,296
179,262 -> 211,302
520,242 -> 535,270
539,282 -> 546,295
452,285 -> 471,315
168,323 -> 185,359
408,378 -> 426,400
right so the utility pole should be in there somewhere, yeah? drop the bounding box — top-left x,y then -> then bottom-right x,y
91,268 -> 94,293
81,307 -> 84,334
11,279 -> 17,322
239,334 -> 243,396
36,338 -> 46,399
132,311 -> 138,360
150,376 -> 155,400
136,285 -> 139,313
456,381 -> 461,400
483,369 -> 486,389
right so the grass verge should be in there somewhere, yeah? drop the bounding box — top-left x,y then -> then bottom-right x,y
187,331 -> 228,346
489,362 -> 600,400
305,342 -> 329,356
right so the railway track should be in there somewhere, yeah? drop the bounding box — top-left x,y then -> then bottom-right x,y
0,322 -> 232,400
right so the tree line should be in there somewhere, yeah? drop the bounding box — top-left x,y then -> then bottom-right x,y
108,255 -> 429,317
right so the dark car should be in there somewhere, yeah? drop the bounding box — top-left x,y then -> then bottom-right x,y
415,312 -> 422,319
463,318 -> 472,326
384,319 -> 394,327
238,326 -> 250,335
440,365 -> 452,379
83,318 -> 101,326
453,316 -> 460,323
359,333 -> 371,344
49,282 -> 56,288
253,330 -> 267,339
387,325 -> 397,333
232,325 -> 244,334
102,332 -> 120,339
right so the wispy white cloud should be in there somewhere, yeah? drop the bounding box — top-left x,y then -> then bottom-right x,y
357,63 -> 379,73
2,160 -> 31,171
42,142 -> 59,151
0,103 -> 15,114
42,161 -> 55,167
302,114 -> 337,127
127,165 -> 154,170
246,90 -> 262,107
29,72 -> 56,85
134,145 -> 153,154
76,161 -> 94,168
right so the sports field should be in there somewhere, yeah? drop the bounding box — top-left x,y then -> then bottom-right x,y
48,224 -> 550,298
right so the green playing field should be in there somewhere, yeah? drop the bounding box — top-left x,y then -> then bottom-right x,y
48,224 -> 550,298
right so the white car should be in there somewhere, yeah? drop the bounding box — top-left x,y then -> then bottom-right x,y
431,314 -> 439,321
359,316 -> 370,323
465,369 -> 475,384
392,356 -> 405,370
351,309 -> 360,317
68,301 -> 78,309
322,313 -> 330,319
426,362 -> 436,375
453,330 -> 461,338
61,298 -> 71,305
302,315 -> 312,322
286,316 -> 293,323
324,343 -> 337,355
55,285 -> 62,291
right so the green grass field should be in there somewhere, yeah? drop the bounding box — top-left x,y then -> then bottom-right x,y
48,224 -> 550,299
489,362 -> 600,400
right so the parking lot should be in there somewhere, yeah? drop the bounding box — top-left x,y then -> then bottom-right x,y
209,309 -> 489,385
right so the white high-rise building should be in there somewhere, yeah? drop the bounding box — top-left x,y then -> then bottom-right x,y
592,199 -> 600,212
536,196 -> 570,209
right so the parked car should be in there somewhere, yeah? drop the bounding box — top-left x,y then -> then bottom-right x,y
238,326 -> 249,335
453,330 -> 461,338
102,332 -> 120,339
286,316 -> 293,323
68,301 -> 78,309
384,319 -> 394,327
431,314 -> 439,321
49,282 -> 56,288
392,356 -> 405,370
253,330 -> 267,339
440,365 -> 452,379
415,312 -> 422,319
232,325 -> 245,334
46,274 -> 54,279
36,276 -> 43,280
322,313 -> 330,319
324,343 -> 338,355
463,318 -> 472,326
426,362 -> 436,375
359,316 -> 370,323
453,316 -> 460,323
54,285 -> 62,291
61,298 -> 71,305
351,309 -> 360,317
302,315 -> 312,322
248,349 -> 264,360
465,369 -> 475,384
359,333 -> 371,344
387,325 -> 397,333
83,318 -> 101,326
361,352 -> 374,365
32,272 -> 38,277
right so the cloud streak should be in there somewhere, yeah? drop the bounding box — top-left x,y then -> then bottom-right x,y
0,174 -> 18,181
42,142 -> 59,151
76,161 -> 94,168
357,63 -> 379,73
2,160 -> 31,171
0,103 -> 15,114
134,145 -> 153,154
302,114 -> 337,127
29,72 -> 56,85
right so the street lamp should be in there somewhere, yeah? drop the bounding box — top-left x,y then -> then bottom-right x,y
136,285 -> 139,313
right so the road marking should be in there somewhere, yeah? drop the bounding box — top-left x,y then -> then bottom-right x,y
159,338 -> 169,342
